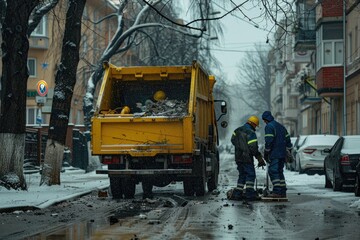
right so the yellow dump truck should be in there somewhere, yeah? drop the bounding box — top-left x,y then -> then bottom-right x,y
92,61 -> 227,199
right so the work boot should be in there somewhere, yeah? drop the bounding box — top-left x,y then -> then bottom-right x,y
227,188 -> 243,200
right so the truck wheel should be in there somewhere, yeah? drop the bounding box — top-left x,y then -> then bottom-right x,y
123,178 -> 136,199
142,181 -> 154,199
183,178 -> 195,196
193,154 -> 206,196
207,154 -> 219,192
194,176 -> 206,196
109,176 -> 123,199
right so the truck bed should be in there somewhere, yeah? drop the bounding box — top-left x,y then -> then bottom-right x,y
91,115 -> 194,156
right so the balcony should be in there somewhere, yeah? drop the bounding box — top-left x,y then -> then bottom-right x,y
294,0 -> 316,51
316,67 -> 344,97
29,36 -> 49,50
294,29 -> 316,51
300,93 -> 321,104
299,77 -> 321,104
284,108 -> 298,120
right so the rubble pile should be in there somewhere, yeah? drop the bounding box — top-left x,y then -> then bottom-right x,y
135,99 -> 188,117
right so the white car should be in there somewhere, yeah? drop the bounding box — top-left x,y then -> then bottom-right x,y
296,134 -> 340,174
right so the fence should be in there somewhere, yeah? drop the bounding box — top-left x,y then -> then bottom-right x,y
24,128 -> 89,170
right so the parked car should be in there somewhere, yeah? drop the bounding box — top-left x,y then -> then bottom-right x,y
324,135 -> 360,192
355,162 -> 360,196
295,134 -> 339,174
286,135 -> 307,171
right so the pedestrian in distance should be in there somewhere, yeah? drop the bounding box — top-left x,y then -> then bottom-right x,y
230,116 -> 266,201
262,111 -> 293,199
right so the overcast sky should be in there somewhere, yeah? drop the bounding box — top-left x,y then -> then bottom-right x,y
179,1 -> 271,84
213,2 -> 272,84
211,11 -> 269,83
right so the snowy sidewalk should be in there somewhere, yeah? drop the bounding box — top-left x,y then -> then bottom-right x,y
0,168 -> 109,211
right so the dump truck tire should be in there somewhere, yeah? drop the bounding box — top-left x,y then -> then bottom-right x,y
194,176 -> 206,196
109,176 -> 123,199
194,154 -> 206,196
142,181 -> 154,199
207,153 -> 220,192
123,178 -> 136,198
183,178 -> 195,196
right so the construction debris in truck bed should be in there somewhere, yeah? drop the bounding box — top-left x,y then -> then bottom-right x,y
135,99 -> 188,117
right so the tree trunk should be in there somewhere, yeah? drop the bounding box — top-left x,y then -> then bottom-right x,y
41,0 -> 86,186
0,0 -> 39,190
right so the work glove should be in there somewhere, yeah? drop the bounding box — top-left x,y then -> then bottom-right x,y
257,158 -> 266,168
287,147 -> 292,154
286,149 -> 294,163
255,155 -> 266,168
264,150 -> 270,163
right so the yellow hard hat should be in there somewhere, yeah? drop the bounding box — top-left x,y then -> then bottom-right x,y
120,106 -> 130,114
247,115 -> 259,127
153,90 -> 166,101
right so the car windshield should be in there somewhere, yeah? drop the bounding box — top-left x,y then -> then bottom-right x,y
343,137 -> 360,149
304,135 -> 339,146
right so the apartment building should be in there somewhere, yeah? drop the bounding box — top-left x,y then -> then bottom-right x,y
345,0 -> 360,134
269,19 -> 301,137
26,0 -> 119,148
294,0 -> 321,135
270,0 -> 360,137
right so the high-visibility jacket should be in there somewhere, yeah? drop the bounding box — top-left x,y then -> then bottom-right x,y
264,120 -> 292,159
231,123 -> 261,163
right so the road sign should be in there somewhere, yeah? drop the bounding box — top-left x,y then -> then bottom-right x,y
35,96 -> 47,104
37,80 -> 48,97
36,115 -> 42,124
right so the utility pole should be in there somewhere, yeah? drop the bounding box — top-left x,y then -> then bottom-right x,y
343,0 -> 347,135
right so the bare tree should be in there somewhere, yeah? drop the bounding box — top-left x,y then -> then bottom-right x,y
40,0 -> 86,186
0,0 -> 296,189
236,44 -> 271,114
28,0 -> 60,36
0,0 -> 40,190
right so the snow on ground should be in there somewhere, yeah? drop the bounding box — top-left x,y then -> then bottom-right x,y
1,154 -> 360,211
0,167 -> 109,210
221,152 -> 360,210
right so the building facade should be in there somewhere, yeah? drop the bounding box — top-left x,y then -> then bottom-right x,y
270,0 -> 360,137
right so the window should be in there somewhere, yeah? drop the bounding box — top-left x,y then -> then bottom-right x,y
297,2 -> 316,31
31,16 -> 47,37
302,110 -> 308,128
348,32 -> 353,63
27,58 -> 36,77
27,108 -> 36,125
289,96 -> 297,109
26,107 -> 47,125
316,23 -> 343,69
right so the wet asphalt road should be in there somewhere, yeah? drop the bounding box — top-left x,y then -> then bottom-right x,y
3,153 -> 360,240
93,153 -> 360,240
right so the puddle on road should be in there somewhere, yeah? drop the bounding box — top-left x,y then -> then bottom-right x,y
27,202 -> 158,240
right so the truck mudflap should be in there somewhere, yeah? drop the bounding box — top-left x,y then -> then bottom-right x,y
96,169 -> 192,175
